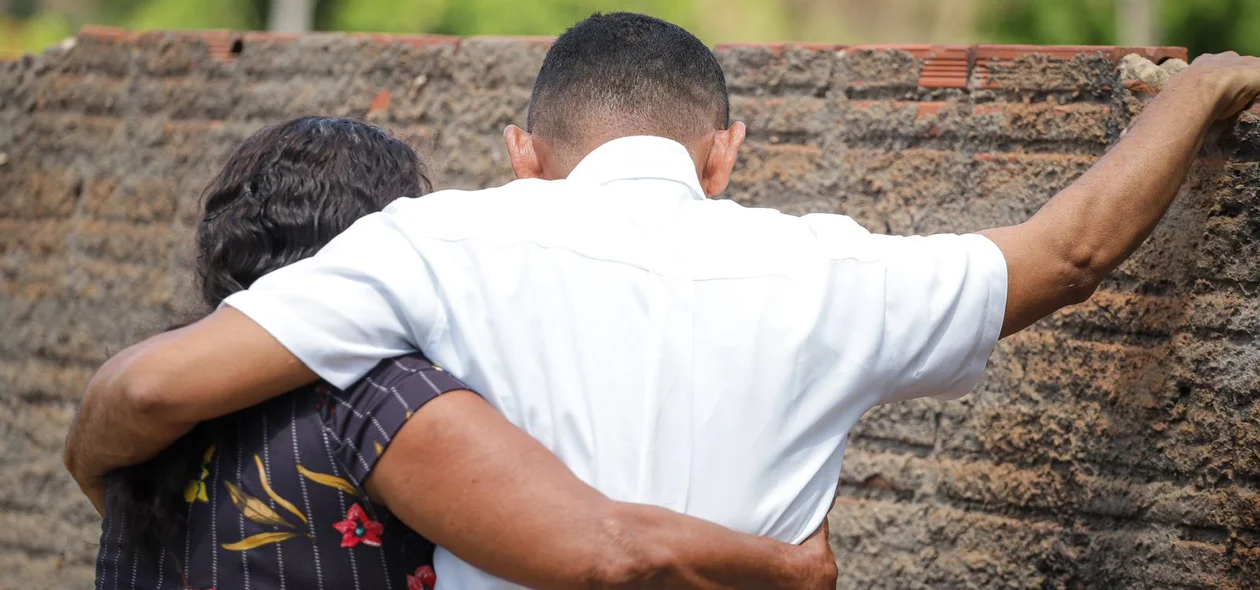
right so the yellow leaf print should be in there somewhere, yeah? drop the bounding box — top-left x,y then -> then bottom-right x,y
296,464 -> 359,496
221,531 -> 302,551
374,441 -> 384,457
224,480 -> 295,529
183,478 -> 208,503
183,445 -> 215,504
253,455 -> 308,526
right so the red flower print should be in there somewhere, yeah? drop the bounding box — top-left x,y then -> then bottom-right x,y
407,565 -> 436,590
332,503 -> 384,548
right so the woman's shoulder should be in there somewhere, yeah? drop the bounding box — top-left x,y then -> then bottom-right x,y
316,354 -> 472,485
339,353 -> 471,401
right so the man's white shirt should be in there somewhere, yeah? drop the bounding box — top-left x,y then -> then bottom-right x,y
224,136 -> 1008,588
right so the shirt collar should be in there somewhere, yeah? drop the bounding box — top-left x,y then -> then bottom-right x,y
565,136 -> 707,200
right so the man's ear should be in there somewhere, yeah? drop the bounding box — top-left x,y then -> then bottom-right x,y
700,121 -> 746,197
504,125 -> 545,180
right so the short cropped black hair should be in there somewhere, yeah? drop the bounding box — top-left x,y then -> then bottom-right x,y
527,12 -> 729,149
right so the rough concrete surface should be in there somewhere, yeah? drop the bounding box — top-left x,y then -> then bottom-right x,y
1,31 -> 1258,589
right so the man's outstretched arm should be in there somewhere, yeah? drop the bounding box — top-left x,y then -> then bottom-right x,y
65,308 -> 315,512
982,52 -> 1260,337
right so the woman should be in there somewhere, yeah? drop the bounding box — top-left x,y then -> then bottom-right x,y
92,116 -> 833,589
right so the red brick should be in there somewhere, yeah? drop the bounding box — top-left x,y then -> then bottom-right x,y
0,358 -> 93,403
0,551 -> 96,589
449,37 -> 549,91
145,119 -> 257,175
918,46 -> 971,88
1046,289 -> 1188,336
63,259 -> 182,308
5,293 -> 183,364
346,32 -> 460,49
0,171 -> 81,219
1194,214 -> 1260,284
850,398 -> 940,449
81,177 -> 179,222
828,147 -> 972,234
969,101 -> 1116,143
22,112 -> 124,160
839,449 -> 934,495
1188,290 -> 1260,335
833,99 -> 1117,145
0,219 -> 71,257
61,28 -> 134,77
833,48 -> 922,90
233,34 -> 368,78
972,44 -> 1186,93
231,78 -> 361,121
134,76 -> 239,119
726,142 -> 828,212
0,396 -> 77,455
133,32 -> 220,76
0,509 -> 100,564
73,219 -> 180,264
829,500 -> 1067,588
730,95 -> 827,136
716,43 -> 836,92
32,73 -> 128,115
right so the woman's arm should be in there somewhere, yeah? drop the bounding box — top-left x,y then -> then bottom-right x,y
366,390 -> 836,590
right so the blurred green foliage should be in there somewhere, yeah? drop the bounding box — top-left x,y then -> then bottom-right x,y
322,0 -> 697,37
977,0 -> 1260,55
3,0 -> 1259,57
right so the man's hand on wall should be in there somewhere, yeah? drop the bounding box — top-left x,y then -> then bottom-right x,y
981,50 -> 1260,338
1184,51 -> 1260,120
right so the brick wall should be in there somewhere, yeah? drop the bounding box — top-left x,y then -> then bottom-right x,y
1,27 -> 1257,589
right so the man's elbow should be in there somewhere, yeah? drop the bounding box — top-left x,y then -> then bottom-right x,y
95,353 -> 188,423
118,369 -> 182,419
1057,243 -> 1109,306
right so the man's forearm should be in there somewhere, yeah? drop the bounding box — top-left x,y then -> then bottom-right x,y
615,504 -> 834,589
983,66 -> 1222,335
65,309 -> 317,512
1036,72 -> 1214,280
371,390 -> 833,590
65,337 -> 196,513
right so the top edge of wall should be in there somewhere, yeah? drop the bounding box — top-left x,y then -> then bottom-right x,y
27,25 -> 1189,91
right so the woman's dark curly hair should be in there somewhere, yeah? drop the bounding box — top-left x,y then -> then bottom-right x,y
107,116 -> 431,564
195,115 -> 431,308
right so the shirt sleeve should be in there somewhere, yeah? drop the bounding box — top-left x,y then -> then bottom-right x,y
803,214 -> 1008,404
221,207 -> 445,390
323,354 -> 471,486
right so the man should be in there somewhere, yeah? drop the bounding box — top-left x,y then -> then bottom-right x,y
68,11 -> 1260,588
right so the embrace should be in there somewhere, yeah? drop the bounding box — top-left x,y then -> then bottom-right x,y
66,11 -> 1260,590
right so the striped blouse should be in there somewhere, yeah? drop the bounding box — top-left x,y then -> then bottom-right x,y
94,354 -> 466,590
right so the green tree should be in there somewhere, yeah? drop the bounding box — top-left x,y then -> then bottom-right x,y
978,0 -> 1260,56
1159,0 -> 1260,55
321,0 -> 703,38
125,0 -> 261,30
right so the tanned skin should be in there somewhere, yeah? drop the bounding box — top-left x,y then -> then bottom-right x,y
67,51 -> 1260,589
